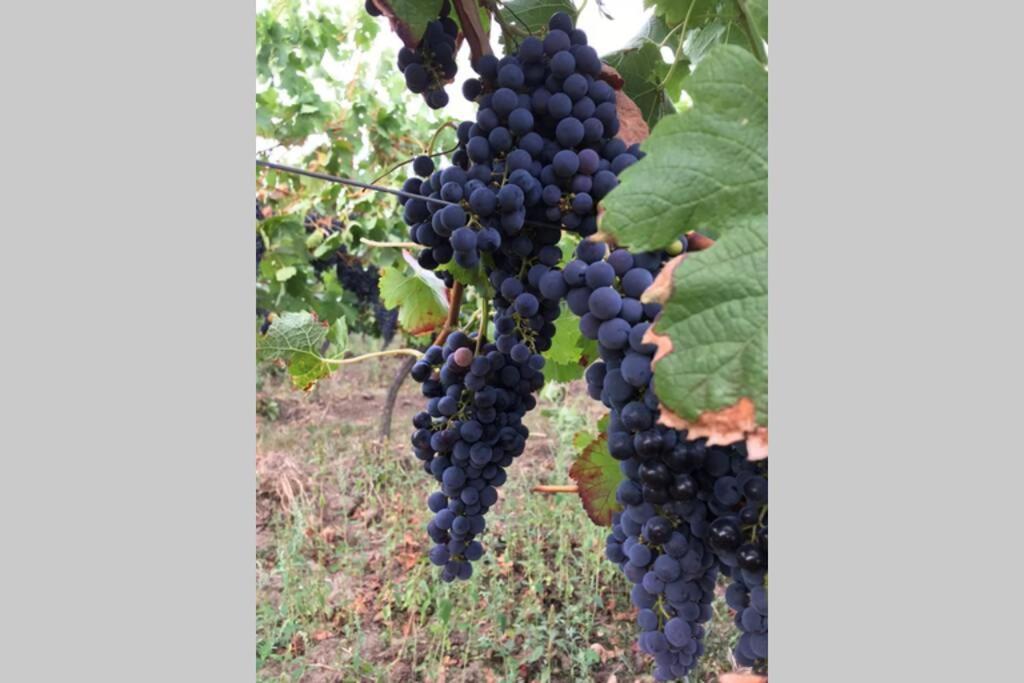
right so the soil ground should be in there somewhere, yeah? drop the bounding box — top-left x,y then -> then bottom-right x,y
256,349 -> 739,682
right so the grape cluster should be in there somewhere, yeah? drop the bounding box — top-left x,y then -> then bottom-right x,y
550,236 -> 767,679
389,1 -> 459,109
374,301 -> 399,346
400,10 -> 641,580
335,254 -> 400,344
401,10 -> 639,277
709,459 -> 768,672
408,331 -> 540,581
387,8 -> 768,677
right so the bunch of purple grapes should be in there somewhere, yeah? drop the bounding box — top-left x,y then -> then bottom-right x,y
391,9 -> 770,678
402,11 -> 641,581
409,331 -> 539,581
401,10 -> 640,276
377,0 -> 459,109
545,235 -> 768,679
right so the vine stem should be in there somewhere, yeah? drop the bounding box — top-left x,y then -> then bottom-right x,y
379,355 -> 416,440
532,484 -> 579,494
255,160 -> 460,208
361,239 -> 422,249
655,2 -> 697,91
366,142 -> 460,188
427,121 -> 459,155
733,0 -> 768,65
431,281 -> 465,347
485,1 -> 531,40
259,160 -> 566,233
475,298 -> 490,353
324,348 -> 423,366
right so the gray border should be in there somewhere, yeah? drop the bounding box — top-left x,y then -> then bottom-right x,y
2,1 -> 254,679
5,0 -> 1024,680
774,1 -> 1023,679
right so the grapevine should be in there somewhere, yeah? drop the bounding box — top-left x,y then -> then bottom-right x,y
257,3 -> 769,681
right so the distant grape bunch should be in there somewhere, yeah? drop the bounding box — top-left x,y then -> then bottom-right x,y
255,206 -> 398,344
256,201 -> 266,276
367,0 -> 458,109
303,211 -> 344,277
335,253 -> 399,346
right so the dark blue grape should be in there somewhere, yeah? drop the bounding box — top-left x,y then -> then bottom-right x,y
547,92 -> 572,119
553,149 -> 579,177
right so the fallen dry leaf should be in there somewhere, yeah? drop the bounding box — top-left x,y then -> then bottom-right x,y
289,633 -> 305,656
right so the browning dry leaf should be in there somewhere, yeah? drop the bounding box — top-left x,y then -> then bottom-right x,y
569,430 -> 620,527
686,230 -> 717,252
641,253 -> 768,460
615,92 -> 650,147
597,63 -> 625,89
656,394 -> 768,460
641,254 -> 684,305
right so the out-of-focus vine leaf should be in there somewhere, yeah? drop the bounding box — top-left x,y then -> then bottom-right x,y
257,312 -> 349,390
543,306 -> 597,383
644,0 -> 720,28
373,0 -> 446,46
378,251 -> 449,337
603,41 -> 676,127
498,0 -> 577,36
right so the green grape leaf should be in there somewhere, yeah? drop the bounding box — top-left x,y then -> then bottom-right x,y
569,414 -> 621,526
275,266 -> 298,282
257,311 -> 346,391
745,0 -> 767,42
311,231 -> 343,260
600,45 -> 767,251
646,216 -> 767,457
498,0 -> 577,36
682,19 -> 728,68
543,305 -> 597,382
437,259 -> 489,290
555,232 -> 580,268
373,1 -> 446,46
644,0 -> 720,28
327,317 -> 349,356
603,40 -> 676,127
378,251 -> 449,337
